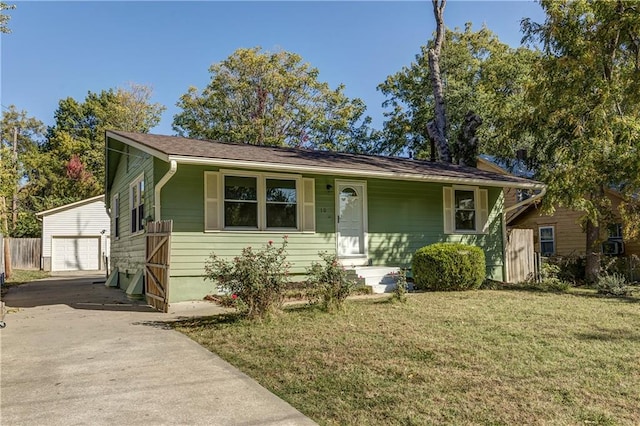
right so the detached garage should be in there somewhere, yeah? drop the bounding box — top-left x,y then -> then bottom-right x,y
37,195 -> 110,272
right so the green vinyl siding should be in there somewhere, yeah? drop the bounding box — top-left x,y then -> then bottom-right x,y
157,166 -> 505,301
155,159 -> 203,231
156,165 -> 337,301
107,145 -> 154,290
365,179 -> 504,280
156,163 -> 337,234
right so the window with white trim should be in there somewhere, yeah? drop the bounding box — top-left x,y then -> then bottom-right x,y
265,178 -> 297,228
602,223 -> 624,255
454,189 -> 477,231
205,171 -> 315,232
608,223 -> 623,240
443,186 -> 489,234
224,175 -> 259,228
113,193 -> 120,239
130,174 -> 145,234
539,226 -> 555,256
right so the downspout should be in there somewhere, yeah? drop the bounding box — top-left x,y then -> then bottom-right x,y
154,160 -> 177,221
502,186 -> 547,283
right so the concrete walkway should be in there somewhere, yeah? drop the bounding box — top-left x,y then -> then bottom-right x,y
0,276 -> 316,425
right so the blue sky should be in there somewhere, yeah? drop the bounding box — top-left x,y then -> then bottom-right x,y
1,1 -> 545,136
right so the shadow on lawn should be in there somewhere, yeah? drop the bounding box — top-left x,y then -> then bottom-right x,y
575,327 -> 640,342
566,288 -> 640,304
490,283 -> 640,303
134,313 -> 244,331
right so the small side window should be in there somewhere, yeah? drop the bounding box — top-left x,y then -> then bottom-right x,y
130,174 -> 145,234
113,193 -> 120,239
539,226 -> 555,256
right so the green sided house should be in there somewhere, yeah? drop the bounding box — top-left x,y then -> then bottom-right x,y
105,130 -> 544,308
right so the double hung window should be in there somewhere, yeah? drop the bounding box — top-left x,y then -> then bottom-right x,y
539,226 -> 555,256
113,193 -> 120,239
454,189 -> 477,232
130,174 -> 145,234
443,186 -> 489,234
205,171 -> 312,232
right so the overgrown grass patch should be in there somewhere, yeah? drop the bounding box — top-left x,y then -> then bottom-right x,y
5,269 -> 50,286
175,290 -> 640,425
2,269 -> 50,297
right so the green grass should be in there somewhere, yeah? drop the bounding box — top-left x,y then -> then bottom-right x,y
5,269 -> 50,286
175,290 -> 640,425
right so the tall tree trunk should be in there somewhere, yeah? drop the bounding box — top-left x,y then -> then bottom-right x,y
427,0 -> 451,163
585,219 -> 601,283
456,111 -> 483,167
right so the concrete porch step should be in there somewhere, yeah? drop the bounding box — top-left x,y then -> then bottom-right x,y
349,266 -> 402,294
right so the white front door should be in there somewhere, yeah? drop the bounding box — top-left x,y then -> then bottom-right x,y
337,182 -> 366,257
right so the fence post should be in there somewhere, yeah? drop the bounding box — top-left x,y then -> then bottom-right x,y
0,234 -> 4,285
4,236 -> 11,280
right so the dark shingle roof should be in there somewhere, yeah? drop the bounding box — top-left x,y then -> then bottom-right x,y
107,130 -> 544,189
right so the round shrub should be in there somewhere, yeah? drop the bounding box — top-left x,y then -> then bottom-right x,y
412,243 -> 486,291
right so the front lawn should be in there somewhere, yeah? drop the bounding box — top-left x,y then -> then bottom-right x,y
175,290 -> 640,425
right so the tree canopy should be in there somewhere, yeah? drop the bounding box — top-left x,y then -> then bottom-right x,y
521,0 -> 640,280
378,24 -> 538,160
0,2 -> 15,34
1,106 -> 46,236
173,47 -> 378,152
4,84 -> 165,237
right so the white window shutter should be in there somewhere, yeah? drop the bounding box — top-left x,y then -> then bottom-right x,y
204,172 -> 220,231
478,189 -> 489,234
302,178 -> 315,232
443,187 -> 453,234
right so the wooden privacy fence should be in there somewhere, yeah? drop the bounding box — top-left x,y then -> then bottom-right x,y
506,228 -> 535,283
10,238 -> 41,270
145,220 -> 172,312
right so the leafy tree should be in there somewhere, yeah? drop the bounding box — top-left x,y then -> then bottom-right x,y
39,83 -> 165,200
8,84 -> 165,236
378,24 -> 538,160
0,2 -> 15,34
0,106 -> 45,236
521,0 -> 640,281
173,47 -> 378,152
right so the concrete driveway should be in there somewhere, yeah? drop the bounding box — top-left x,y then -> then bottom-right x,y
0,276 -> 316,425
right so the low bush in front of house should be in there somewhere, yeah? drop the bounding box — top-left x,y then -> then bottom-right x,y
596,273 -> 632,296
306,252 -> 357,312
391,268 -> 408,303
515,262 -> 571,293
204,237 -> 290,319
412,243 -> 485,291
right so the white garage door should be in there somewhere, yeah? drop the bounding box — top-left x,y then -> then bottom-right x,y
52,237 -> 100,271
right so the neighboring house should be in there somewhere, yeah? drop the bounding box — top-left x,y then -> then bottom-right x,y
477,157 -> 640,259
36,195 -> 111,272
507,191 -> 640,258
105,130 -> 544,303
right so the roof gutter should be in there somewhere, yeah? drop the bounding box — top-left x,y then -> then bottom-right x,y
504,186 -> 547,214
154,160 -> 177,221
167,155 -> 545,190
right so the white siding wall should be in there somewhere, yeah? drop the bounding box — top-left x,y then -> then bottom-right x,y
42,198 -> 111,264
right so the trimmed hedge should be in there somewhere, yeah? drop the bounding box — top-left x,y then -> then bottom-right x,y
412,243 -> 486,291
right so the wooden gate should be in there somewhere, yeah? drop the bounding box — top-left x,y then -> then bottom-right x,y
506,228 -> 535,283
145,220 -> 172,312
